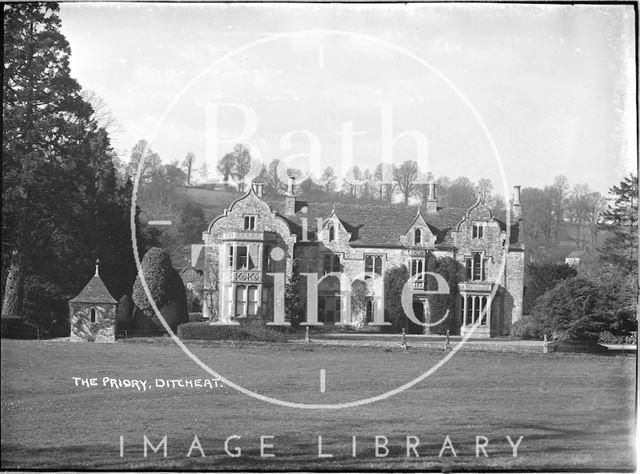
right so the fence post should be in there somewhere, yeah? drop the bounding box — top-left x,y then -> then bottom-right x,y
444,329 -> 451,351
401,328 -> 407,350
543,334 -> 548,354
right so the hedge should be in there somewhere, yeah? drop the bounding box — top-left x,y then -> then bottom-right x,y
177,321 -> 287,343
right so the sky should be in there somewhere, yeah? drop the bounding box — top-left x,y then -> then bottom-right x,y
59,2 -> 637,196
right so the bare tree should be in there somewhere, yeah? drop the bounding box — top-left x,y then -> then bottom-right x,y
81,88 -> 122,135
320,166 -> 337,193
550,175 -> 570,244
393,160 -> 418,205
182,152 -> 196,186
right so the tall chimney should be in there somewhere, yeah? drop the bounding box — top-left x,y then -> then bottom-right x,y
426,182 -> 438,213
254,182 -> 264,199
513,185 -> 522,220
285,176 -> 296,215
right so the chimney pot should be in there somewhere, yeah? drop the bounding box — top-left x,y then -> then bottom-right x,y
287,176 -> 296,195
513,185 -> 521,206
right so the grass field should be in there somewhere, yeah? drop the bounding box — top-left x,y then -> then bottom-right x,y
1,339 -> 636,471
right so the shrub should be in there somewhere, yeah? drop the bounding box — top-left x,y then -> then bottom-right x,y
132,247 -> 188,332
511,314 -> 544,339
523,262 -> 577,314
531,278 -> 614,342
384,265 -> 409,330
177,321 -> 287,342
132,248 -> 173,314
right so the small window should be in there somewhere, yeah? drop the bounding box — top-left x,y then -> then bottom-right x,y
244,216 -> 256,230
414,228 -> 422,244
365,255 -> 383,278
228,245 -> 234,269
90,308 -> 96,323
410,259 -> 424,278
328,225 -> 335,242
472,223 -> 484,239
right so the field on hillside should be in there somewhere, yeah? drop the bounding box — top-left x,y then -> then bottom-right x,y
1,339 -> 636,471
182,187 -> 240,220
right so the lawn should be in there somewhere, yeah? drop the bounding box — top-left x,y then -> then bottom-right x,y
1,338 -> 636,471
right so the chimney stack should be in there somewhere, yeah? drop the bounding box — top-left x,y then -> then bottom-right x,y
426,182 -> 438,213
513,185 -> 522,220
287,176 -> 296,196
253,182 -> 264,199
285,176 -> 296,215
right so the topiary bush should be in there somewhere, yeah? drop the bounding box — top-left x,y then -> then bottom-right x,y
177,321 -> 287,342
132,247 -> 189,332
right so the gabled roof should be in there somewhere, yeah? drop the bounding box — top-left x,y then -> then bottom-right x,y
267,201 -> 475,248
70,275 -> 117,304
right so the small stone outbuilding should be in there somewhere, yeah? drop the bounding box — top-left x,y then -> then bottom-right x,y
69,262 -> 117,342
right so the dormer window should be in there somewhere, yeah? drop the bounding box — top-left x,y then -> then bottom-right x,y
328,225 -> 335,242
472,223 -> 484,239
414,228 -> 422,244
244,215 -> 256,230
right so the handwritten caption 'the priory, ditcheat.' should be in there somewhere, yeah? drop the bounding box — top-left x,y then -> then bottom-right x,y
72,377 -> 223,392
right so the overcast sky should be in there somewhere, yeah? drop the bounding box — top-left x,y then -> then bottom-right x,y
59,2 -> 636,195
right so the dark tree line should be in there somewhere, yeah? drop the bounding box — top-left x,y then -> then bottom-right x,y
1,4 -> 155,332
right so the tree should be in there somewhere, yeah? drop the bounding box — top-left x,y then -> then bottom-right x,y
266,159 -> 285,195
284,258 -> 305,327
521,187 -> 554,261
383,265 -> 409,330
216,153 -> 233,188
446,177 -> 477,209
132,247 -> 188,332
182,152 -> 196,186
199,160 -> 209,182
80,89 -> 121,135
2,4 -> 156,330
3,3 -> 94,317
163,161 -> 187,187
232,144 -> 253,192
476,178 -> 494,205
523,262 -> 577,315
530,278 -> 618,342
393,160 -> 418,205
584,191 -> 606,251
320,166 -> 337,193
550,175 -> 570,244
599,174 -> 638,273
374,162 -> 395,202
425,256 -> 461,335
125,139 -> 161,183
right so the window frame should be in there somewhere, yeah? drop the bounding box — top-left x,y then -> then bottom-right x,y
243,215 -> 256,230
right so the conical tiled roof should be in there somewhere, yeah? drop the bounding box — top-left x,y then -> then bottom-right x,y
70,275 -> 117,304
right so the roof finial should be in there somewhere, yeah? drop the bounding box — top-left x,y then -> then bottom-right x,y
94,258 -> 100,277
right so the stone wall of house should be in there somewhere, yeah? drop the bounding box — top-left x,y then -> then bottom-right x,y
504,249 -> 525,334
201,191 -> 525,336
202,190 -> 296,323
69,303 -> 116,342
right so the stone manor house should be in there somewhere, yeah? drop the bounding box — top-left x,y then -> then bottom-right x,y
201,178 -> 524,337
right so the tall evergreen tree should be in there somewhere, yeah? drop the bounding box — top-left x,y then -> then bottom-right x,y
599,174 -> 638,273
2,3 -> 93,316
